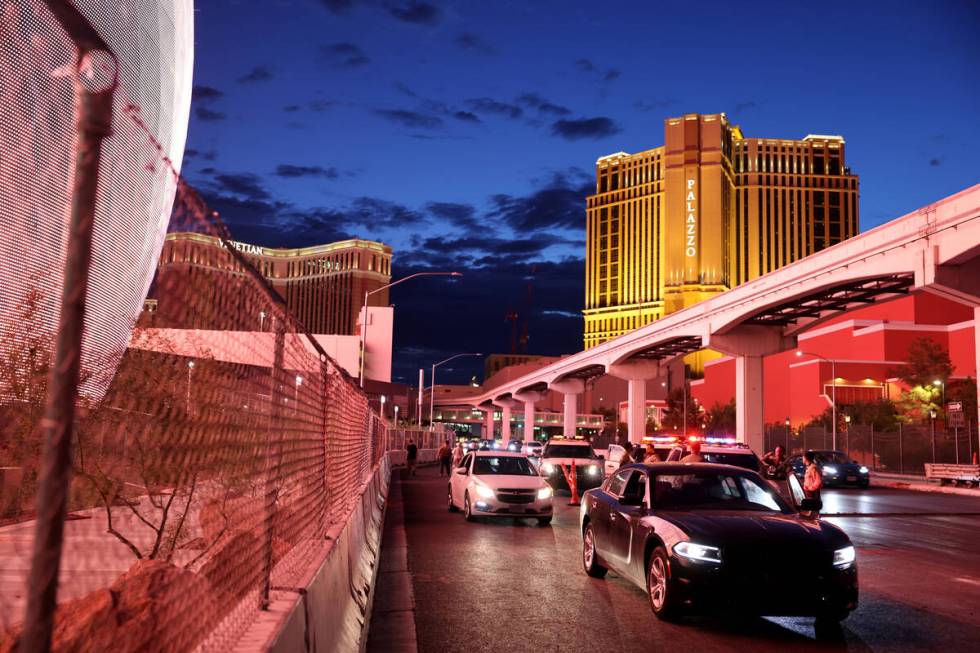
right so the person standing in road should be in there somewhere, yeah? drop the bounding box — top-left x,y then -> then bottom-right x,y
620,442 -> 634,469
802,450 -> 823,517
643,443 -> 660,463
679,440 -> 705,463
437,440 -> 452,477
406,439 -> 418,476
451,441 -> 464,469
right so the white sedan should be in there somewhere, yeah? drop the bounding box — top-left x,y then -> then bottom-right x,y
448,451 -> 554,525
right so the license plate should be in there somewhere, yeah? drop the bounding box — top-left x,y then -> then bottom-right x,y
846,476 -> 857,482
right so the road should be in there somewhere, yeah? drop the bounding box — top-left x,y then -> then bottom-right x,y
374,466 -> 980,653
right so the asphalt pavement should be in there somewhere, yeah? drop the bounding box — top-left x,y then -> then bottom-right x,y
370,465 -> 980,653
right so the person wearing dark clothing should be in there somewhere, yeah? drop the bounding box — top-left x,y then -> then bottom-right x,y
406,440 -> 418,476
620,442 -> 634,469
437,441 -> 452,476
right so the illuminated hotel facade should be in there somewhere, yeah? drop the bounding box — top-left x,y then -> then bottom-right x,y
154,233 -> 392,335
584,113 -> 859,350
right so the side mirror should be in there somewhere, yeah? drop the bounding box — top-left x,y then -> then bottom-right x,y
454,466 -> 468,475
800,498 -> 822,512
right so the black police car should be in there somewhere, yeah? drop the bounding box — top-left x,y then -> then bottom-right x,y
579,463 -> 858,622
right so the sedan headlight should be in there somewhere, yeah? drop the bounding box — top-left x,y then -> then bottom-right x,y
537,486 -> 553,500
587,464 -> 600,477
833,545 -> 856,568
673,542 -> 722,564
475,485 -> 495,499
822,466 -> 838,475
541,463 -> 555,474
859,466 -> 869,474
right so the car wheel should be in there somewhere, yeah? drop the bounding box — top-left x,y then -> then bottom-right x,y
582,523 -> 607,578
537,516 -> 552,526
464,493 -> 475,522
448,485 -> 458,512
647,547 -> 677,620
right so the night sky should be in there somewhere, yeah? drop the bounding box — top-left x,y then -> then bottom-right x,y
182,0 -> 980,385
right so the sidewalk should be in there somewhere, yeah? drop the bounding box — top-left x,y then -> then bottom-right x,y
871,471 -> 980,497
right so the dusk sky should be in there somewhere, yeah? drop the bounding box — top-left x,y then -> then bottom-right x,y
182,0 -> 980,385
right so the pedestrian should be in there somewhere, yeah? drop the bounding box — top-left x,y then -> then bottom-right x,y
762,444 -> 788,479
452,440 -> 465,469
679,440 -> 705,463
620,441 -> 634,468
406,438 -> 418,476
643,443 -> 660,463
802,450 -> 823,517
437,440 -> 452,477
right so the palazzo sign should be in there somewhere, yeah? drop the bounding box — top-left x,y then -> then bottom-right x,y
685,178 -> 697,258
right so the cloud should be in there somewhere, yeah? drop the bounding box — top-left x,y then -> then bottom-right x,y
237,66 -> 273,83
551,116 -> 620,140
184,148 -> 216,161
575,59 -> 620,82
734,100 -> 759,113
453,110 -> 481,124
320,42 -> 370,67
195,106 -> 227,122
455,32 -> 495,54
318,0 -> 355,14
929,158 -> 942,167
634,99 -> 676,112
210,172 -> 270,201
375,109 -> 443,129
425,201 -> 479,230
488,169 -> 592,232
192,85 -> 223,102
274,164 -> 341,179
385,1 -> 441,25
517,93 -> 572,117
465,97 -> 523,120
308,100 -> 340,112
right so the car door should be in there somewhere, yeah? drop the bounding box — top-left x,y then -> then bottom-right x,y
450,454 -> 471,506
605,444 -> 624,476
608,470 -> 648,574
589,470 -> 630,559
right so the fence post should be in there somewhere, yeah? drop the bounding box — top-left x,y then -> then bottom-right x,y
899,423 -> 904,474
870,424 -> 875,471
260,324 -> 285,610
19,8 -> 117,650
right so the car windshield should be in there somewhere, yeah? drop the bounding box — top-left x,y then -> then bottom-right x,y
815,451 -> 852,465
473,456 -> 537,476
651,473 -> 790,513
543,444 -> 595,459
702,452 -> 760,471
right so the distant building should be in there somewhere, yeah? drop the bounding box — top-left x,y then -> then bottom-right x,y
484,354 -> 548,382
584,112 -> 859,351
153,233 -> 392,335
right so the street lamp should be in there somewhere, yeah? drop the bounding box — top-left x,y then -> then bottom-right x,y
359,271 -> 462,387
929,407 -> 938,463
259,310 -> 266,332
429,353 -> 483,429
844,414 -> 851,456
380,394 -> 386,421
797,351 -> 839,450
294,375 -> 302,415
394,404 -> 399,425
186,360 -> 195,414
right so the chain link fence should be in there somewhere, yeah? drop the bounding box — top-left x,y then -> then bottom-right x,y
765,422 -> 978,474
0,3 -> 406,650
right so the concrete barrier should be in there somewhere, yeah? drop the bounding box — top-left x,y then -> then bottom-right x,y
243,455 -> 393,653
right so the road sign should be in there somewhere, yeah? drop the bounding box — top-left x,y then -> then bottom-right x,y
947,402 -> 965,428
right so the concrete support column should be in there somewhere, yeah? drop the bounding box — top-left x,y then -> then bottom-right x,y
563,392 -> 577,438
501,404 -> 512,441
975,306 -> 980,456
523,400 -> 535,440
606,359 -> 661,445
627,378 -> 647,445
550,379 -> 585,439
514,390 -> 547,441
484,408 -> 494,439
735,355 -> 765,454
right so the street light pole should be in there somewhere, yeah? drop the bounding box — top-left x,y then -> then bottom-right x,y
359,271 -> 462,387
797,351 -> 838,450
429,353 -> 483,430
186,360 -> 194,415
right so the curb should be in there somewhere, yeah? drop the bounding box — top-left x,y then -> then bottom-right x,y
871,478 -> 980,497
365,471 -> 418,653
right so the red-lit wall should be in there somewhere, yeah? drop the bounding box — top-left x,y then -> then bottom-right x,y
691,293 -> 977,427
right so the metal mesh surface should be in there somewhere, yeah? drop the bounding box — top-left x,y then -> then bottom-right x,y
0,2 -> 395,650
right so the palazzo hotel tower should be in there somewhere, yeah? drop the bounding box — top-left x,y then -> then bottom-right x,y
584,112 -> 859,352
